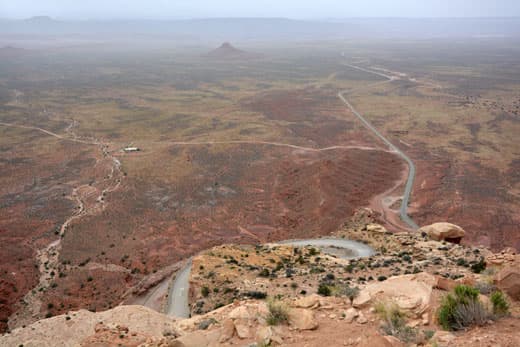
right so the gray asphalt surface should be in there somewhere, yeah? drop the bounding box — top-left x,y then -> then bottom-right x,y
277,238 -> 375,258
338,66 -> 419,230
166,259 -> 192,318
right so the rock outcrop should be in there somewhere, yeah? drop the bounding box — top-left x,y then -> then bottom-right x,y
366,223 -> 388,234
2,226 -> 520,347
495,264 -> 520,301
0,306 -> 177,347
419,222 -> 466,243
288,308 -> 319,330
353,273 -> 435,318
486,248 -> 519,266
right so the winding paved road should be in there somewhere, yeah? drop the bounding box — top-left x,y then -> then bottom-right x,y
166,259 -> 192,318
338,64 -> 419,230
164,62 -> 421,318
165,239 -> 374,318
277,238 -> 375,259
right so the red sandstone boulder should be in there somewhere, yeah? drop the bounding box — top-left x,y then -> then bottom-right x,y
495,265 -> 520,301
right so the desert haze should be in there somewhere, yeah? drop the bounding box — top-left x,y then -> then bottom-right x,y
0,9 -> 519,347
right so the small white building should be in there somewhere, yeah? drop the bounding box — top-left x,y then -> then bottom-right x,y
123,147 -> 140,153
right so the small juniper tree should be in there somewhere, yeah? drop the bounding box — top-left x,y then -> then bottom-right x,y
344,285 -> 360,305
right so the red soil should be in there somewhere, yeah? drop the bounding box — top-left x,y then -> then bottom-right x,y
2,86 -> 405,330
245,88 -> 379,148
0,137 -> 99,332
410,146 -> 520,251
41,145 -> 403,319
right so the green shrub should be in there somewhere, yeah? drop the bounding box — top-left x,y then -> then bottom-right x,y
490,290 -> 510,316
454,284 -> 479,302
258,268 -> 270,277
317,283 -> 332,296
470,258 -> 486,274
201,286 -> 210,297
198,318 -> 217,330
266,299 -> 289,326
325,273 -> 335,281
424,330 -> 435,340
244,291 -> 267,299
344,285 -> 360,305
438,285 -> 490,331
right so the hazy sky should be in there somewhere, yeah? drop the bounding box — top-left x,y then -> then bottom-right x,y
1,0 -> 519,20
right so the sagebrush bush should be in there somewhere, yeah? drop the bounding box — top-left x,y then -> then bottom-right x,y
452,300 -> 490,330
374,302 -> 418,343
266,299 -> 289,326
474,280 -> 496,295
490,290 -> 510,316
438,285 -> 491,331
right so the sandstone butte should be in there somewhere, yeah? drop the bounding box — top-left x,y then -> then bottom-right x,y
1,219 -> 519,347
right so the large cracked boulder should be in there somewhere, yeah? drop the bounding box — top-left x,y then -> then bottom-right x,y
419,222 -> 465,244
353,273 -> 435,317
288,308 -> 319,330
292,294 -> 321,309
495,264 -> 520,301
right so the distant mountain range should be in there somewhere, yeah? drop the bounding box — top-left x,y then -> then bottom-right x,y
1,17 -> 520,40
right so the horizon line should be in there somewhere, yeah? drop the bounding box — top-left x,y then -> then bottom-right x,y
2,16 -> 520,21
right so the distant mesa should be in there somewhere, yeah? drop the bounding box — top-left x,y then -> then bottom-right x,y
25,16 -> 55,22
205,42 -> 262,60
0,46 -> 28,58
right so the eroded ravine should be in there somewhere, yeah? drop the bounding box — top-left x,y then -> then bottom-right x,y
0,120 -> 124,328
